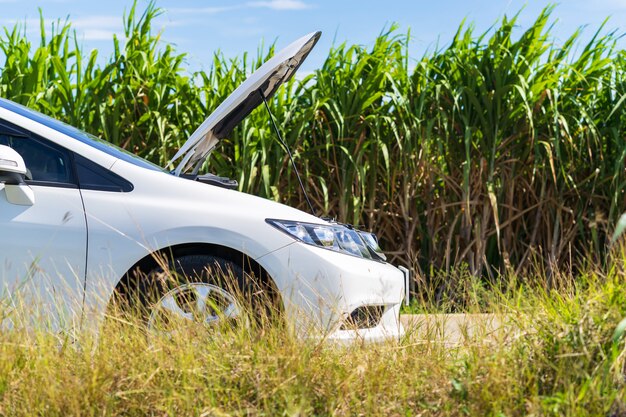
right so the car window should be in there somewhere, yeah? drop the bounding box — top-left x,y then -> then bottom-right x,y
0,132 -> 75,186
74,154 -> 133,192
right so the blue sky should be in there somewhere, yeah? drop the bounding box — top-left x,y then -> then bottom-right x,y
2,0 -> 626,73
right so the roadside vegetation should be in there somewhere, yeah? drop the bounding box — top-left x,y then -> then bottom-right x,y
2,2 -> 626,415
0,255 -> 625,416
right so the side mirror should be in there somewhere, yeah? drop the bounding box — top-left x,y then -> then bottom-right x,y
0,145 -> 35,206
0,144 -> 27,176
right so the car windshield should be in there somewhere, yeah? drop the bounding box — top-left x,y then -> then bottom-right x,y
0,98 -> 167,173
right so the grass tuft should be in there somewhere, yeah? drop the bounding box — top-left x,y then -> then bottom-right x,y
0,258 -> 623,415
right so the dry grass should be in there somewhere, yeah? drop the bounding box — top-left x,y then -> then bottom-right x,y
0,257 -> 625,416
1,4 -> 626,414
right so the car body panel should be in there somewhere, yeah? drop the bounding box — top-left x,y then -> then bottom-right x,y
170,31 -> 321,175
257,242 -> 405,337
81,156 -> 324,324
0,183 -> 86,325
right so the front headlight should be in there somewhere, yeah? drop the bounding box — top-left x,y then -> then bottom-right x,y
266,219 -> 378,260
357,231 -> 387,261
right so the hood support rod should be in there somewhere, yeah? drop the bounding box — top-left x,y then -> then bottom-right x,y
259,89 -> 316,216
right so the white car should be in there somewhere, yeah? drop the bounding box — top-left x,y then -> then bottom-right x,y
0,32 -> 407,341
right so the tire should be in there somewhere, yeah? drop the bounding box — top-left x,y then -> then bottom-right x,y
126,255 -> 276,332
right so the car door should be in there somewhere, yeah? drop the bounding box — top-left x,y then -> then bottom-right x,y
0,120 -> 87,330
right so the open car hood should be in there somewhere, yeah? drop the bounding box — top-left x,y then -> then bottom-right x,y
169,31 -> 321,176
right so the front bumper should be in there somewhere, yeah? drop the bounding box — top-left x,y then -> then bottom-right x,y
257,241 -> 406,341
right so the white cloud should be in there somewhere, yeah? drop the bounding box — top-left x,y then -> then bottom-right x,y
592,0 -> 626,10
71,16 -> 120,30
166,0 -> 312,15
247,0 -> 311,10
67,15 -> 122,42
0,14 -> 124,42
166,6 -> 240,14
81,29 -> 122,41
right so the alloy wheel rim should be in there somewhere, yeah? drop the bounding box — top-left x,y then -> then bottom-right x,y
148,283 -> 241,331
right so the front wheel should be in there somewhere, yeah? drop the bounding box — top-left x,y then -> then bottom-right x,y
139,255 -> 252,333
